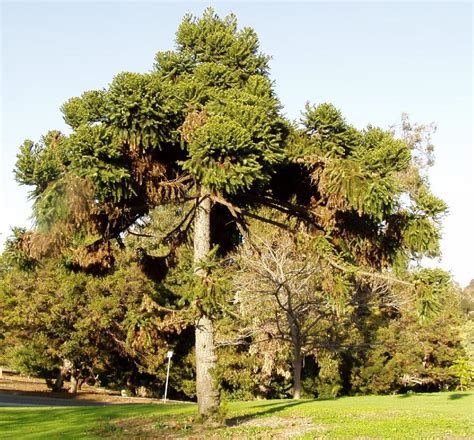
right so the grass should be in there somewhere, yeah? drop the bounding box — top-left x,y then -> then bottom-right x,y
0,392 -> 472,439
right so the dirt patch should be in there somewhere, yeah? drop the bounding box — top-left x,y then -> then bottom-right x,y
111,416 -> 195,439
229,416 -> 325,439
111,415 -> 325,439
111,417 -> 163,438
0,371 -> 180,405
0,371 -> 52,393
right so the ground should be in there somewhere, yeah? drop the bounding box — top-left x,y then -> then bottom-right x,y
0,371 -> 472,439
0,370 -> 169,405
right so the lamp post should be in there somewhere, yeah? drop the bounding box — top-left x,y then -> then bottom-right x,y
163,351 -> 173,402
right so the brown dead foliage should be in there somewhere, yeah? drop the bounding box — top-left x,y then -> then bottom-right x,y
178,109 -> 208,144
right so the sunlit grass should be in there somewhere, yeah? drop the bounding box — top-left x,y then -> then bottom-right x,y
0,392 -> 472,439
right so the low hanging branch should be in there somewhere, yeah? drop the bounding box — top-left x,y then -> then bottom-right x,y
212,193 -> 293,238
325,257 -> 414,289
126,230 -> 157,239
239,193 -> 325,232
214,193 -> 415,291
162,203 -> 197,245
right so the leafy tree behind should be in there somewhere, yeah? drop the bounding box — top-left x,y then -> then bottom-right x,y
0,236 -> 194,397
351,305 -> 466,394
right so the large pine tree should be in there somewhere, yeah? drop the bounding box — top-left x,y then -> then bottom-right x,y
14,9 -> 446,414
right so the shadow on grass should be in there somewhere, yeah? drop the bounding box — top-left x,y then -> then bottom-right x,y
397,392 -> 472,400
246,396 -> 337,410
449,393 -> 470,400
397,392 -> 445,399
225,400 -> 313,427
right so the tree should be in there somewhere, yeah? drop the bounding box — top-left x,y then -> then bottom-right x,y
233,223 -> 347,399
13,9 -> 446,414
0,229 -> 193,396
460,280 -> 474,318
351,305 -> 466,393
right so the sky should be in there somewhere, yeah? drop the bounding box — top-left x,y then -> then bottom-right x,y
1,1 -> 472,287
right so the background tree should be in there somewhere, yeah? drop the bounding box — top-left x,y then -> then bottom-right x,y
0,229 -> 193,397
351,305 -> 466,393
233,222 -> 348,399
225,100 -> 448,398
460,280 -> 474,319
457,280 -> 474,389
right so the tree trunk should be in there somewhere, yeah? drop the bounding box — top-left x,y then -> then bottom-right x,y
53,369 -> 65,392
286,300 -> 302,400
292,345 -> 302,399
194,187 -> 220,416
53,359 -> 72,392
69,373 -> 78,394
195,315 -> 219,415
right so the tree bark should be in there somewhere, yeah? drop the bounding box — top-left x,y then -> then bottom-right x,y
286,293 -> 302,400
194,187 -> 220,416
195,315 -> 219,415
69,373 -> 78,394
292,344 -> 302,399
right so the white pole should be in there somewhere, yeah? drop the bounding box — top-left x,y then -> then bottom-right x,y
164,351 -> 173,402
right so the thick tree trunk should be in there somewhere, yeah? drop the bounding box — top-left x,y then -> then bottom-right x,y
195,315 -> 219,415
69,373 -> 78,394
194,187 -> 220,416
292,345 -> 302,399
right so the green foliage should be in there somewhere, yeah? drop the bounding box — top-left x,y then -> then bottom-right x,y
108,72 -> 179,149
351,308 -> 466,394
156,8 -> 287,195
449,357 -> 474,391
215,345 -> 290,401
3,335 -> 59,380
413,268 -> 452,321
314,354 -> 344,398
0,249 -> 194,395
303,102 -> 360,157
460,279 -> 474,318
182,110 -> 281,194
174,9 -> 269,77
32,180 -> 70,230
1,227 -> 37,271
296,103 -> 447,270
13,9 -> 445,275
185,116 -> 260,192
62,90 -> 107,129
14,131 -> 65,193
459,280 -> 474,376
13,9 -> 289,276
412,186 -> 448,219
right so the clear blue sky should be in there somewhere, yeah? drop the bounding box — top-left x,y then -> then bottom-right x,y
1,2 -> 472,286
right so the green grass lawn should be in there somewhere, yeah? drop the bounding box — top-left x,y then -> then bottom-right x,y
0,392 -> 472,439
